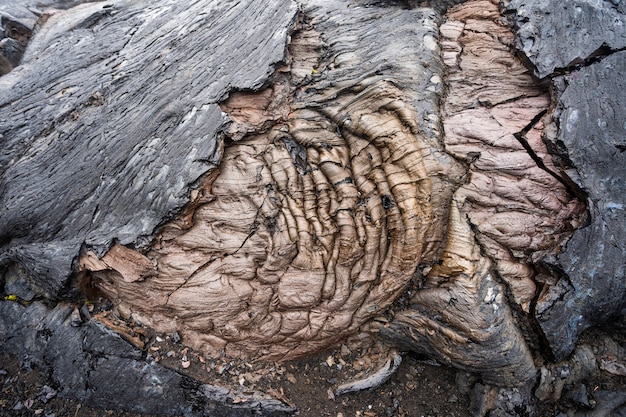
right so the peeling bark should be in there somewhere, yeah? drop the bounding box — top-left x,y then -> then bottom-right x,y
383,0 -> 584,386
83,2 -> 465,361
1,0 -> 623,413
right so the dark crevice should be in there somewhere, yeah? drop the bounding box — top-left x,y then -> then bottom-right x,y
527,289 -> 556,362
466,212 -> 555,362
513,110 -> 587,201
527,260 -> 579,363
546,44 -> 626,78
232,222 -> 259,256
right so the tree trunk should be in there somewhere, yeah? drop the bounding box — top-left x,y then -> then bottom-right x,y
1,0 -> 624,415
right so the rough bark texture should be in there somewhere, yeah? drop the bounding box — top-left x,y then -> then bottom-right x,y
1,0 -> 625,414
504,0 -> 626,361
0,0 -> 297,297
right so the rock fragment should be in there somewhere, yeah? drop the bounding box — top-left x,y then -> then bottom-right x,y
504,0 -> 626,360
503,0 -> 626,79
0,301 -> 296,417
0,0 -> 298,299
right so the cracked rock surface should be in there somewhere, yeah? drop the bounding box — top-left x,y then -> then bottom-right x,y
0,301 -> 295,416
505,0 -> 626,362
1,0 -> 625,415
0,0 -> 297,297
83,0 -> 467,362
381,0 -> 584,386
503,0 -> 626,79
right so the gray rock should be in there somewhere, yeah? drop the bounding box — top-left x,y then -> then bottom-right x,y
564,384 -> 591,409
503,0 -> 626,362
0,2 -> 36,74
536,51 -> 626,360
0,301 -> 296,416
504,0 -> 626,79
0,0 -> 298,298
0,0 -> 625,415
575,390 -> 626,417
0,2 -> 38,33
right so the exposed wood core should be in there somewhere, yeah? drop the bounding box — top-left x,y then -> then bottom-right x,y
80,0 -> 584,381
83,4 -> 465,361
381,0 -> 586,385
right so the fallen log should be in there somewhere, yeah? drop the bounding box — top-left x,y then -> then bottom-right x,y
1,0 -> 624,415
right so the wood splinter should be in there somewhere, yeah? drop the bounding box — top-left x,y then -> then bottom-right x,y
335,351 -> 403,396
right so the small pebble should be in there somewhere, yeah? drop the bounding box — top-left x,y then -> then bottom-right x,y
215,363 -> 229,375
38,385 -> 57,403
181,357 -> 190,369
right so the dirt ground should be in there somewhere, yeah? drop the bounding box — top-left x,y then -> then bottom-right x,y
2,323 -> 625,417
0,342 -> 471,417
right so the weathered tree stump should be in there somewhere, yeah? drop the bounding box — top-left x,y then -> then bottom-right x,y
1,0 -> 625,415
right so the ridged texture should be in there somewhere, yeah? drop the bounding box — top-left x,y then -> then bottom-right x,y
381,0 -> 584,386
440,0 -> 585,310
0,0 -> 298,296
86,2 -> 464,360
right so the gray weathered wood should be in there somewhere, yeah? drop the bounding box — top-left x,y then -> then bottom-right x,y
0,0 -> 298,297
505,0 -> 626,361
